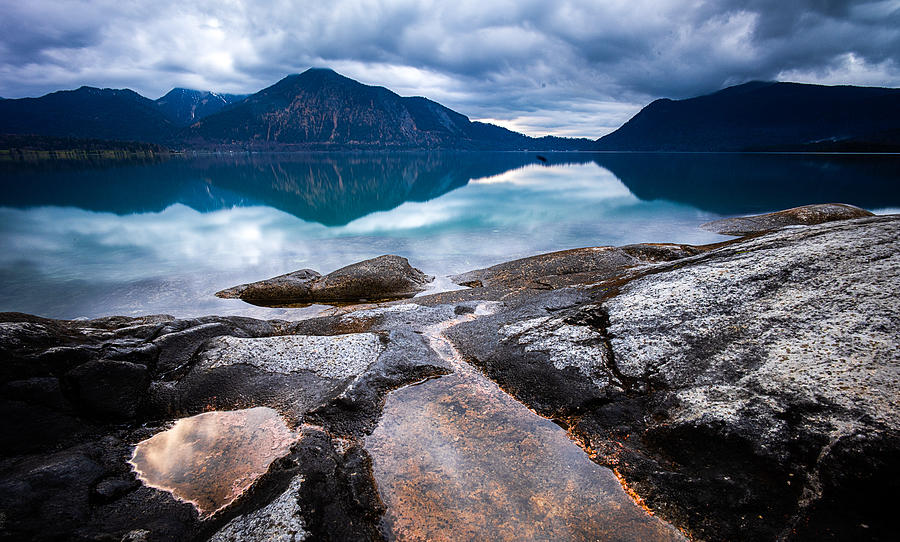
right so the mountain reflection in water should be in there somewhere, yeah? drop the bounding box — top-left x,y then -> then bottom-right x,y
1,152 -> 563,226
1,152 -> 898,319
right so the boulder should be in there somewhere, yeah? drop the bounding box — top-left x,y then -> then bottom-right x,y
700,202 -> 873,236
216,255 -> 432,305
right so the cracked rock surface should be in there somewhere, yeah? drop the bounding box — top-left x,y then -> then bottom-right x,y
448,215 -> 900,542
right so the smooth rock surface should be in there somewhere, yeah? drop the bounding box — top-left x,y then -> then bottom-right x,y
450,246 -> 639,289
700,203 -> 874,235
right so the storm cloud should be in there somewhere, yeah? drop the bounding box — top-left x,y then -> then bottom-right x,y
1,0 -> 898,137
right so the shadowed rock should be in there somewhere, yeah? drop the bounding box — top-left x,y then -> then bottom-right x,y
65,360 -> 150,420
700,202 -> 874,236
216,255 -> 432,305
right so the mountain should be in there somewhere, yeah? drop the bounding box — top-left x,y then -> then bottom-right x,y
0,86 -> 175,143
184,68 -> 594,150
0,70 -> 592,150
596,81 -> 900,152
155,88 -> 248,126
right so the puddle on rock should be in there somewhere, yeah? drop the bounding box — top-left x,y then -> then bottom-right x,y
130,406 -> 297,518
366,309 -> 685,541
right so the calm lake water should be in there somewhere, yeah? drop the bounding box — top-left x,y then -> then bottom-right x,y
1,152 -> 898,319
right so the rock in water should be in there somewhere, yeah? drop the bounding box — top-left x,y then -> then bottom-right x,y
216,255 -> 433,305
215,269 -> 321,302
310,255 -> 432,302
700,202 -> 873,235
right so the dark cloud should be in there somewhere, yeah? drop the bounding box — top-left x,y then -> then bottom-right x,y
1,0 -> 898,136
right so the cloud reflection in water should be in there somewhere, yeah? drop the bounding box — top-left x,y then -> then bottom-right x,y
129,407 -> 297,518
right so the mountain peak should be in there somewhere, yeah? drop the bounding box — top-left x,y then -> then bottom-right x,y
281,67 -> 359,86
304,67 -> 339,74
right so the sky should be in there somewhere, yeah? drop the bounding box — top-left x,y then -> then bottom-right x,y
1,1 -> 899,138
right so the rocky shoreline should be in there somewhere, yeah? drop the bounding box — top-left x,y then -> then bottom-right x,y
1,204 -> 897,541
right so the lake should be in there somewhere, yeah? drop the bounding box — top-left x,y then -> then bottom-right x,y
1,152 -> 898,319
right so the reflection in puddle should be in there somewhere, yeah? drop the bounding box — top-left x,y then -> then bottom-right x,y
366,312 -> 685,541
129,407 -> 297,517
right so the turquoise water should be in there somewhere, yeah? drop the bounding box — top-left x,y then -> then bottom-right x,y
1,152 -> 898,319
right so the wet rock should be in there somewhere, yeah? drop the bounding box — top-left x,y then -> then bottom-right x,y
606,216 -> 899,426
121,529 -> 151,542
151,329 -> 391,424
619,242 -> 706,262
92,477 -> 141,503
306,328 -> 451,437
700,202 -> 874,236
216,255 -> 433,305
209,475 -> 308,541
149,364 -> 338,425
65,360 -> 150,420
311,254 -> 432,302
0,313 -> 172,383
595,215 -> 900,539
0,399 -> 86,455
446,289 -> 615,418
292,428 -> 384,541
2,376 -> 70,410
446,242 -> 707,294
81,485 -> 199,542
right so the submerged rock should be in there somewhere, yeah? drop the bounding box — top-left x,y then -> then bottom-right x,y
700,202 -> 873,235
216,255 -> 433,305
